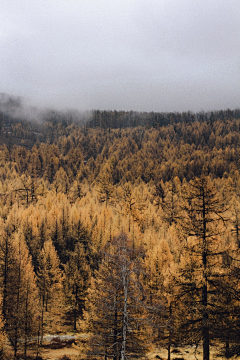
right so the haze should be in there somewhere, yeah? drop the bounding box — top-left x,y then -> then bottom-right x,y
0,0 -> 240,112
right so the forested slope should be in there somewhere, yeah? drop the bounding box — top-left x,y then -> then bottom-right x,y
2,109 -> 240,183
0,105 -> 240,359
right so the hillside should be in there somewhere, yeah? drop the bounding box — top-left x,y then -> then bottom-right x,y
0,103 -> 240,359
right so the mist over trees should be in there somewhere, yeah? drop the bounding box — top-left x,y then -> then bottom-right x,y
1,95 -> 240,359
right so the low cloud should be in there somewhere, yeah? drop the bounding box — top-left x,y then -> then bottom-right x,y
0,0 -> 239,112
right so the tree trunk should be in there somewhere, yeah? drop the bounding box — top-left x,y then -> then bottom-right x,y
73,285 -> 78,331
202,280 -> 209,360
167,303 -> 172,360
40,294 -> 45,346
114,295 -> 118,360
13,273 -> 21,359
202,309 -> 209,360
225,337 -> 230,358
24,282 -> 29,359
167,342 -> 171,360
202,188 -> 209,360
121,261 -> 128,360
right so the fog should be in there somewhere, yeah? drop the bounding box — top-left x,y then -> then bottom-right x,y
0,0 -> 239,112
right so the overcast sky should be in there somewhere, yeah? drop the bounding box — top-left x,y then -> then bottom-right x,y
0,0 -> 240,112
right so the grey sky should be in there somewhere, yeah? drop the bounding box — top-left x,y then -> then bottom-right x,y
0,0 -> 240,112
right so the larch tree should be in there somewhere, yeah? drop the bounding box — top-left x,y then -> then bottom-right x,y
64,243 -> 91,330
213,250 -> 240,357
38,218 -> 47,250
119,181 -> 138,232
177,176 -> 228,360
215,218 -> 240,357
52,167 -> 70,194
162,260 -> 180,360
96,162 -> 115,207
37,239 -> 65,342
5,233 -> 39,359
230,194 -> 240,248
0,301 -> 5,360
162,176 -> 181,226
153,180 -> 165,210
0,222 -> 16,323
145,238 -> 178,360
82,233 -> 153,360
70,217 -> 91,257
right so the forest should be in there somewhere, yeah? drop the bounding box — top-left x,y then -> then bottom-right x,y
1,98 -> 240,360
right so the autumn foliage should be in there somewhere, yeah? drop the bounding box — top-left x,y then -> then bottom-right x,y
0,107 -> 240,359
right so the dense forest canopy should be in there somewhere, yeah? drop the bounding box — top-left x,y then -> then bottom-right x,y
1,98 -> 240,183
1,96 -> 240,359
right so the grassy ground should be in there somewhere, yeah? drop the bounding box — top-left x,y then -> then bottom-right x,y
5,340 -> 238,360
39,346 -> 80,359
6,344 -> 79,360
34,344 -> 235,360
147,344 -> 234,360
